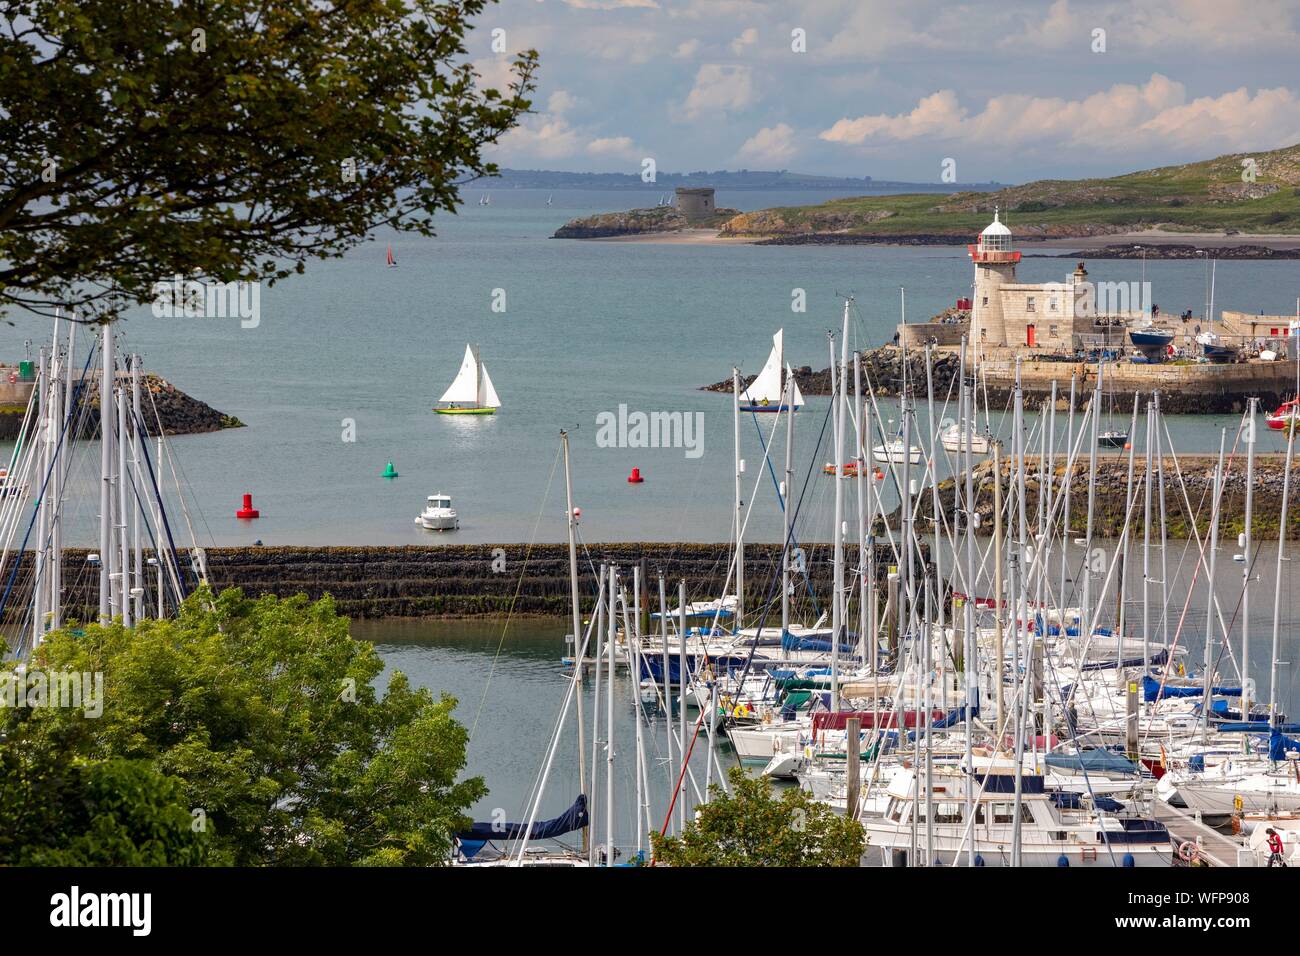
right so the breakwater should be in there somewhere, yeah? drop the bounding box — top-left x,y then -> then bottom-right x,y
0,373 -> 242,440
903,454 -> 1300,540
0,542 -> 918,623
716,345 -> 1299,414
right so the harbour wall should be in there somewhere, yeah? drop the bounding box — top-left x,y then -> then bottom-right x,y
0,542 -> 916,623
904,454 -> 1300,540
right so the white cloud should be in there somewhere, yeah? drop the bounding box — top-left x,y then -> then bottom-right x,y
819,75 -> 1300,156
729,27 -> 758,55
548,90 -> 578,114
681,64 -> 755,119
736,123 -> 798,166
496,116 -> 582,160
587,136 -> 641,160
674,39 -> 700,58
563,0 -> 659,9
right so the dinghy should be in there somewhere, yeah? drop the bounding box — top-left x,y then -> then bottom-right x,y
435,344 -> 501,415
739,329 -> 803,412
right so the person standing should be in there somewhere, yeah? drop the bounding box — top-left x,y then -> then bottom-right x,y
1266,827 -> 1286,867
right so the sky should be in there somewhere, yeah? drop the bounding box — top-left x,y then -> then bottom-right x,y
474,0 -> 1300,184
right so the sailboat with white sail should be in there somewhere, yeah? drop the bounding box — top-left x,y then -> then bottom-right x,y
739,329 -> 804,413
435,344 -> 501,415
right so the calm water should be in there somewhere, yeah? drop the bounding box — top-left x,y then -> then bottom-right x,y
1,188 -> 1297,546
355,617 -> 734,852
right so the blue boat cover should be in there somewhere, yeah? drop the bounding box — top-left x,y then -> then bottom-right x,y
1050,791 -> 1125,812
1046,749 -> 1139,775
457,794 -> 588,858
1270,728 -> 1300,762
1141,675 -> 1242,702
780,631 -> 857,654
976,773 -> 1045,794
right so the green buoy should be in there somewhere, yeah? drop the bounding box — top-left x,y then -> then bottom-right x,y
382,461 -> 399,479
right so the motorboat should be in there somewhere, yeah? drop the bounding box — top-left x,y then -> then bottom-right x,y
415,494 -> 459,531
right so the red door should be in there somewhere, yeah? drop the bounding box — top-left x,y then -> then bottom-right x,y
1026,324 -> 1036,347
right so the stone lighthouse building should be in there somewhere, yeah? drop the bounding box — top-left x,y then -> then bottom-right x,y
968,208 -> 1020,359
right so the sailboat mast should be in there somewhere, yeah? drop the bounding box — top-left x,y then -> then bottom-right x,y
855,351 -> 868,666
1242,397 -> 1257,731
1271,385 -> 1298,731
782,371 -> 794,638
1204,430 -> 1225,743
960,335 -> 977,866
605,567 -> 616,864
561,430 -> 589,855
99,324 -> 114,623
732,368 -> 743,629
830,310 -> 847,712
132,355 -> 144,621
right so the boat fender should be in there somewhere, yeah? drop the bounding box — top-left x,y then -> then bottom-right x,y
1056,855 -> 1069,867
1122,853 -> 1135,868
974,854 -> 985,867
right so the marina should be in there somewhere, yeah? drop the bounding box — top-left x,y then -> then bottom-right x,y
4,1 -> 1300,924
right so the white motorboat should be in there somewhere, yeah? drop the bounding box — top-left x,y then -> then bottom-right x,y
415,494 -> 459,531
872,439 -> 922,465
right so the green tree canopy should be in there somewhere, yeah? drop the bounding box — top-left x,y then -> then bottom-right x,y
650,767 -> 866,867
0,588 -> 486,865
0,0 -> 536,322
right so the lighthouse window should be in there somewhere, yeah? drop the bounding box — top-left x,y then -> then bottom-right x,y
982,296 -> 989,306
1026,296 -> 1036,312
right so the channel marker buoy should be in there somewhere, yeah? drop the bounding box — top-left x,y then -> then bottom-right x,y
236,493 -> 260,519
383,461 -> 399,479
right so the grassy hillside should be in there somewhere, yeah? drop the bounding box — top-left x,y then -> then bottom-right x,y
719,144 -> 1300,239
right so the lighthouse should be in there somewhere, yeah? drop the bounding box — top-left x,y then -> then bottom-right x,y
968,207 -> 1021,361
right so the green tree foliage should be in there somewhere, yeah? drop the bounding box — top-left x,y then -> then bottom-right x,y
0,588 -> 486,865
0,751 -> 210,866
649,767 -> 866,867
0,0 -> 537,322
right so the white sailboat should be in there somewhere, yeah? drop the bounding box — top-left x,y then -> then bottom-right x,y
435,344 -> 501,415
739,329 -> 803,413
940,422 -> 989,455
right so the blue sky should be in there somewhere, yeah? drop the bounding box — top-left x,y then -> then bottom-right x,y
474,0 -> 1300,184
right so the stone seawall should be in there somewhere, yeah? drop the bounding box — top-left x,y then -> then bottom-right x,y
903,454 -> 1300,540
0,373 -> 241,440
0,542 -> 918,622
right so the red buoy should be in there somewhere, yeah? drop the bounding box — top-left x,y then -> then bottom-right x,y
627,467 -> 644,484
236,493 -> 260,519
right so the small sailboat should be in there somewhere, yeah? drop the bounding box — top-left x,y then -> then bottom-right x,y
386,244 -> 397,268
435,344 -> 501,415
1267,398 -> 1300,431
479,193 -> 490,206
546,193 -> 553,206
1128,323 -> 1175,350
738,329 -> 803,413
939,422 -> 989,455
1196,330 -> 1237,363
415,494 -> 459,531
1098,430 -> 1129,448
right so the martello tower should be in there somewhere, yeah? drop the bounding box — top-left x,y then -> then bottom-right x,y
968,209 -> 1021,360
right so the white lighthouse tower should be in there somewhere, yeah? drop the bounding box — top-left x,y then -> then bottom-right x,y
968,207 -> 1020,362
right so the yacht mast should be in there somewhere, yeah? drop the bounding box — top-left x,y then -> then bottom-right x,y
561,430 -> 589,855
